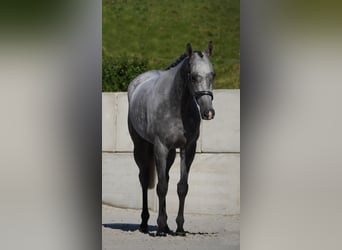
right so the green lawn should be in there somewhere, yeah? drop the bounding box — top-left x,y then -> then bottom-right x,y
103,0 -> 240,89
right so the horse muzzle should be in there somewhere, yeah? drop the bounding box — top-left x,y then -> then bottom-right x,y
193,90 -> 215,120
202,108 -> 215,120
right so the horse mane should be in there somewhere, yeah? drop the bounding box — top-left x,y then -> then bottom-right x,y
165,53 -> 187,70
165,51 -> 203,70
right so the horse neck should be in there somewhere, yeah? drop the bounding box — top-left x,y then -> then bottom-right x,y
168,58 -> 192,107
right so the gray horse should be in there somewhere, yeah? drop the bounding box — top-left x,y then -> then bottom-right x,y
127,42 -> 215,236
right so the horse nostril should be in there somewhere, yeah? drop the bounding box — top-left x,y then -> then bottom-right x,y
204,108 -> 215,120
208,110 -> 214,119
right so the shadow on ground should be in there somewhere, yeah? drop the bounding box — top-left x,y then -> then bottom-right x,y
102,223 -> 218,237
103,223 -> 157,232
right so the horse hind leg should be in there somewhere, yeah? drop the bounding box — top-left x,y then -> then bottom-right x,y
133,141 -> 154,233
129,121 -> 155,233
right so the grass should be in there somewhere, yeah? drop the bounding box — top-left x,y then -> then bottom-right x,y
103,0 -> 240,89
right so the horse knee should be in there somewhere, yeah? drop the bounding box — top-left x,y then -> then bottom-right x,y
177,182 -> 188,197
157,182 -> 168,197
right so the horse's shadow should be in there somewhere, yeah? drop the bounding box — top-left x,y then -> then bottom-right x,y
103,223 -> 157,232
102,223 -> 218,237
103,223 -> 159,237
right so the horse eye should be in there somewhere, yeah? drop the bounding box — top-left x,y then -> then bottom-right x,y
191,74 -> 198,82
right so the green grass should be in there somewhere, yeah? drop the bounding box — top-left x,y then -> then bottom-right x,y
103,0 -> 240,89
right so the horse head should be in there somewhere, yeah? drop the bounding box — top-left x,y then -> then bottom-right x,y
186,42 -> 215,120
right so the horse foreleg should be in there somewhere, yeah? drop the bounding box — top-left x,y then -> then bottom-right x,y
154,140 -> 170,236
176,143 -> 196,236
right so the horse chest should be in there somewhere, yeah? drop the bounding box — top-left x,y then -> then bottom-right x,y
155,118 -> 199,148
163,124 -> 187,148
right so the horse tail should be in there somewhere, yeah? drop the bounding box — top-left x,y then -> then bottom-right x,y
147,154 -> 156,189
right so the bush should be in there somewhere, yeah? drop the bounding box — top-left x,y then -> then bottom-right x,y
102,54 -> 148,92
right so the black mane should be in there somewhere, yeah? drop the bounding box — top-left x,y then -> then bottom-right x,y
165,51 -> 203,70
165,53 -> 187,70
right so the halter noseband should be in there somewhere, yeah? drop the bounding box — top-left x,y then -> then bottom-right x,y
194,90 -> 214,100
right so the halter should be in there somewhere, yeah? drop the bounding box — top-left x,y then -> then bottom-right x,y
187,72 -> 214,101
194,90 -> 214,100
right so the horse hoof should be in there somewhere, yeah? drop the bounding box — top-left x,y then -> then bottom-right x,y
156,231 -> 167,237
176,230 -> 186,236
139,225 -> 148,234
156,224 -> 170,236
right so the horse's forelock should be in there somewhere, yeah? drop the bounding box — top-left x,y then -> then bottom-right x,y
194,51 -> 203,58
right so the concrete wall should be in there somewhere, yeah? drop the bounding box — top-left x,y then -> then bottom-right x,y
102,90 -> 240,215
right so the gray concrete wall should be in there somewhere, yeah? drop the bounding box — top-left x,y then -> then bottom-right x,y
102,90 -> 240,215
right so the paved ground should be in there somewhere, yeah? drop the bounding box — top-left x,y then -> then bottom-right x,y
102,204 -> 240,250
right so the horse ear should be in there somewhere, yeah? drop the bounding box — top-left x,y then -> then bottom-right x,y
186,43 -> 192,57
206,41 -> 213,57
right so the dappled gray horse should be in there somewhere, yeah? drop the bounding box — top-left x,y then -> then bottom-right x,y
127,42 -> 215,236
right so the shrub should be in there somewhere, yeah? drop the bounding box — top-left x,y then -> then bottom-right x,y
102,54 -> 148,92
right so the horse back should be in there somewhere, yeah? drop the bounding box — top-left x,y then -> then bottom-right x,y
128,70 -> 161,101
